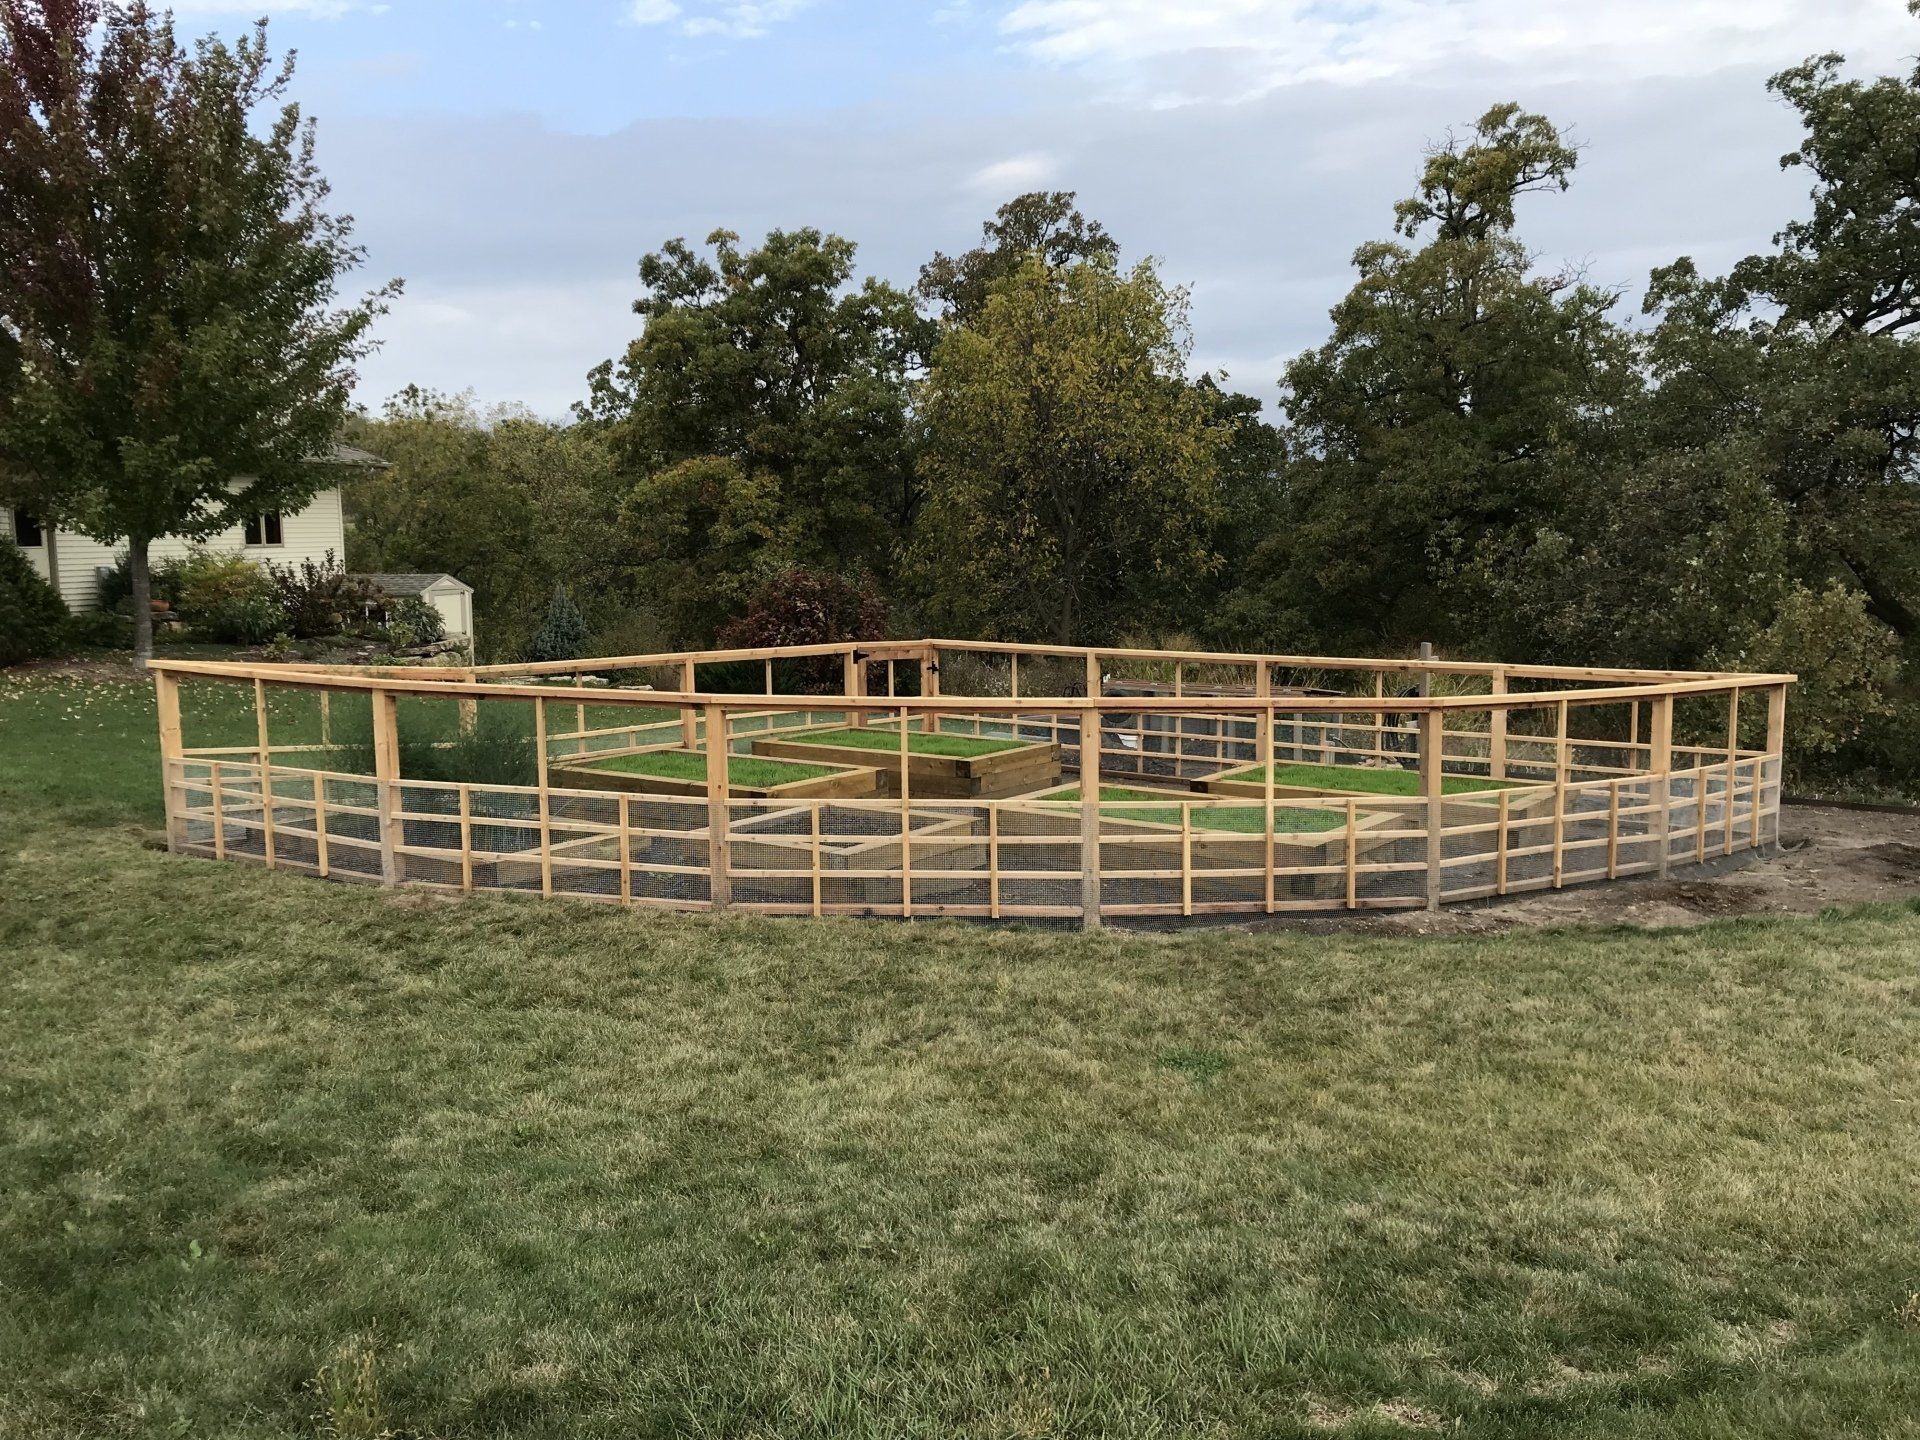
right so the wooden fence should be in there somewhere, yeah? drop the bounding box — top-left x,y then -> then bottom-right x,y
148,640 -> 1794,925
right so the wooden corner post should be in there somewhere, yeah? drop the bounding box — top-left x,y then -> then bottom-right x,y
154,669 -> 184,852
1419,708 -> 1443,911
844,648 -> 867,729
705,701 -> 732,912
1256,664 -> 1276,913
1489,669 -> 1508,779
1765,684 -> 1788,851
1648,692 -> 1674,878
372,687 -> 402,885
1081,699 -> 1102,929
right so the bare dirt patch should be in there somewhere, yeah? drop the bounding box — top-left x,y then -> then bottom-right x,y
1285,804 -> 1920,936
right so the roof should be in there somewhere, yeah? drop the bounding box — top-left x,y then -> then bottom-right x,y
352,572 -> 472,596
314,443 -> 391,468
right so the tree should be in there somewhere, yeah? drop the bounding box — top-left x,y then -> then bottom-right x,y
614,455 -> 794,646
524,584 -> 591,665
0,2 -> 396,663
1632,51 -> 1920,646
344,389 -> 624,659
1224,104 -> 1636,653
583,228 -> 930,580
918,190 -> 1119,323
911,256 -> 1224,644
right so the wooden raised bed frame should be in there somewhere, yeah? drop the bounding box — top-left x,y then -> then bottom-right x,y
550,748 -> 881,800
748,724 -> 1061,799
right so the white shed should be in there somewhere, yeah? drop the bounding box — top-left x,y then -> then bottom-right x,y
354,572 -> 475,646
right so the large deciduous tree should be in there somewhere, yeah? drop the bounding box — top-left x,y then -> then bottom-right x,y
1223,104 -> 1636,653
911,256 -> 1223,645
918,190 -> 1119,323
0,1 -> 396,662
583,227 -> 929,613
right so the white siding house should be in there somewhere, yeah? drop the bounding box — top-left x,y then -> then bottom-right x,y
4,486 -> 349,614
2,447 -> 473,645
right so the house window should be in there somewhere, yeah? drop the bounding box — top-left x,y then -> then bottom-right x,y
12,510 -> 43,547
243,512 -> 283,546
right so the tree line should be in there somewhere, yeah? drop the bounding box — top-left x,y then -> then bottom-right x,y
346,45 -> 1920,783
2,4 -> 1915,785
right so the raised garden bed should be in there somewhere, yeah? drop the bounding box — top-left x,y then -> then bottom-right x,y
1004,782 -> 1403,898
1202,760 -> 1555,828
750,723 -> 1060,799
550,748 -> 881,799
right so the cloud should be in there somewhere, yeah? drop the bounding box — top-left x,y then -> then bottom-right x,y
966,151 -> 1058,193
320,54 -> 1850,418
626,0 -> 812,39
997,0 -> 1918,103
169,0 -> 387,15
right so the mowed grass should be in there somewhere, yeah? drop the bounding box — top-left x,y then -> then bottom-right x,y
784,725 -> 1030,758
1222,761 -> 1526,801
1047,785 -> 1346,833
575,748 -> 844,787
4,673 -> 1920,1438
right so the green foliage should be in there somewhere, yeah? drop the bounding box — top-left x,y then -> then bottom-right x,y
1714,583 -> 1902,763
59,609 -> 127,652
264,551 -> 384,639
524,584 -> 592,665
343,389 -> 625,660
1224,104 -> 1635,654
917,189 -> 1119,322
0,4 -> 396,660
166,550 -> 280,644
912,256 -> 1225,644
0,536 -> 66,665
586,227 -> 930,601
614,456 -> 792,645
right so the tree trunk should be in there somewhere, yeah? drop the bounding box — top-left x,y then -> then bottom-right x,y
129,534 -> 154,668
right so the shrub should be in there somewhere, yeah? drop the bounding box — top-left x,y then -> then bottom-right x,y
266,551 -> 384,638
98,550 -> 192,613
0,537 -> 68,666
60,609 -> 127,651
524,585 -> 591,664
716,569 -> 888,692
378,595 -> 445,651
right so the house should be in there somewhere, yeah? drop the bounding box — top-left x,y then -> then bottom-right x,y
1,445 -> 472,645
351,573 -> 475,648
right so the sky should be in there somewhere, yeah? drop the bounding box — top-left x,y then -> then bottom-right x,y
166,0 -> 1920,418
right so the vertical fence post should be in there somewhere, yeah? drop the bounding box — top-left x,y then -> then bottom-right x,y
898,703 -> 913,918
1489,669 -> 1508,779
618,792 -> 632,904
254,677 -> 276,869
314,774 -> 331,879
1551,698 -> 1567,888
535,697 -> 553,898
680,660 -> 698,749
921,645 -> 940,698
1344,796 -> 1359,909
809,801 -> 823,917
320,689 -> 333,748
1080,700 -> 1102,929
1765,684 -> 1788,850
1257,668 -> 1276,914
155,669 -> 183,852
1419,708 -> 1443,911
372,687 -> 401,885
1724,687 -> 1742,856
988,803 -> 1002,920
458,784 -> 475,894
1648,693 -> 1674,878
704,701 -> 731,911
1180,801 -> 1193,918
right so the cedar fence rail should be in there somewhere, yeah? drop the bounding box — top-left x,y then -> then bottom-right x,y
149,639 -> 1795,925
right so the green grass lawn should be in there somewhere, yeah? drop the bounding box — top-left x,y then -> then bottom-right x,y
1222,760 -> 1525,801
1048,785 -> 1347,834
783,724 -> 1029,758
4,672 -> 1920,1438
573,748 -> 843,788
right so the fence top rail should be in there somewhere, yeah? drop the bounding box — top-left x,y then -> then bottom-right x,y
148,655 -> 1795,713
458,636 -> 1767,686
